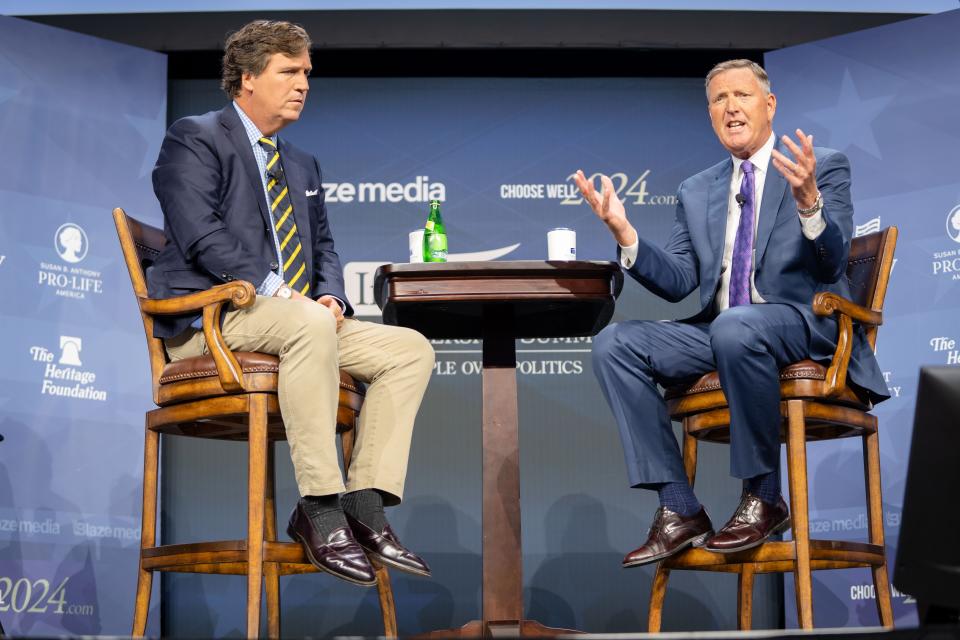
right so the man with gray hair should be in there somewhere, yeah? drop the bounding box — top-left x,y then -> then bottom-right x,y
149,20 -> 435,586
575,59 -> 888,566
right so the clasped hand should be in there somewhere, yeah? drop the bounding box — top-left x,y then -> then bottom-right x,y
317,295 -> 345,330
288,288 -> 344,330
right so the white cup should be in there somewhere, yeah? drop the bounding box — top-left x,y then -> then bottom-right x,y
547,227 -> 577,261
409,229 -> 425,263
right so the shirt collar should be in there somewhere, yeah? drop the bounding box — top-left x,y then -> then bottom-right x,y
232,101 -> 277,148
731,131 -> 775,177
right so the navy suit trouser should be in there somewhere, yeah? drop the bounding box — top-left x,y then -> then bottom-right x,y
592,304 -> 810,488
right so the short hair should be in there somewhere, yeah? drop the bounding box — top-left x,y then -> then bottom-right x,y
221,20 -> 312,99
705,59 -> 771,99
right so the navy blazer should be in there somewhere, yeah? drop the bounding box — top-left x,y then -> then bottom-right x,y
147,105 -> 351,339
624,144 -> 888,402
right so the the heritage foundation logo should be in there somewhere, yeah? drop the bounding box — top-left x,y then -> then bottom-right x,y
38,222 -> 104,299
29,336 -> 108,401
929,336 -> 959,365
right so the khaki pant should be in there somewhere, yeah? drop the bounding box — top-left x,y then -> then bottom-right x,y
165,296 -> 434,502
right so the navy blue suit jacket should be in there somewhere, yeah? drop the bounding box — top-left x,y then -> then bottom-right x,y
624,144 -> 888,402
147,105 -> 351,339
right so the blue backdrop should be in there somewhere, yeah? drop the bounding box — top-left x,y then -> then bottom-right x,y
0,16 -> 165,635
3,6 -> 958,635
767,7 -> 960,628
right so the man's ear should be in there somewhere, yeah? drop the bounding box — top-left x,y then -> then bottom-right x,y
240,71 -> 256,94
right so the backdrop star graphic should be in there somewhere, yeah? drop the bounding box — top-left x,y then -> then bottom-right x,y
806,69 -> 895,159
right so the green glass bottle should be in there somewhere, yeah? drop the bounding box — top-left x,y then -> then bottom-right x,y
422,199 -> 448,263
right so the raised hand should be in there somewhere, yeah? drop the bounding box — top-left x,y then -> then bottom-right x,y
771,128 -> 820,211
574,169 -> 637,247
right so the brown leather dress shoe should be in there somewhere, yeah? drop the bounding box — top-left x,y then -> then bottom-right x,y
622,506 -> 714,568
705,492 -> 790,553
345,512 -> 432,577
287,500 -> 377,586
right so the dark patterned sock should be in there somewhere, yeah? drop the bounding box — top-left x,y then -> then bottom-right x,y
654,481 -> 701,516
744,469 -> 781,506
301,494 -> 347,540
341,488 -> 387,532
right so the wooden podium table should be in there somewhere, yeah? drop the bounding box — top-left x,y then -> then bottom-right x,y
374,260 -> 623,637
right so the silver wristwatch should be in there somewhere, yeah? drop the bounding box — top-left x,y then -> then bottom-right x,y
276,284 -> 293,299
798,192 -> 823,217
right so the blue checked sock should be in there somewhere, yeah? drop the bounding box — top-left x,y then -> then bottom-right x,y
744,469 -> 781,506
653,481 -> 701,516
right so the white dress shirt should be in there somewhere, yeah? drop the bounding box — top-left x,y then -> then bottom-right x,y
620,132 -> 826,312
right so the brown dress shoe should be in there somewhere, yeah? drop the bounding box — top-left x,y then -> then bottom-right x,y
287,500 -> 377,586
346,512 -> 432,577
622,506 -> 714,568
705,492 -> 790,553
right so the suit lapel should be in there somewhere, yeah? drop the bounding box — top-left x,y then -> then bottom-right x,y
754,147 -> 788,268
707,159 -> 733,278
278,139 -> 314,278
220,106 -> 272,230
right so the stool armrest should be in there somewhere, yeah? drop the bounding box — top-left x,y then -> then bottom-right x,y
138,281 -> 256,315
811,292 -> 883,398
812,292 -> 883,327
139,281 -> 256,393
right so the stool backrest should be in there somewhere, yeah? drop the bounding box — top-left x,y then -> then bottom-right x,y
845,226 -> 898,350
113,207 -> 169,403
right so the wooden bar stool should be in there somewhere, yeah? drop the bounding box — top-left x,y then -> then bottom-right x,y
647,227 -> 898,631
113,208 -> 398,638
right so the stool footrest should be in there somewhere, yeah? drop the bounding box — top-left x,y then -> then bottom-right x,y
662,539 -> 885,573
141,540 -> 318,575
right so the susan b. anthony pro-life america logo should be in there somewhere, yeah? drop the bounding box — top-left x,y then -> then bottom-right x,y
38,222 -> 103,299
947,205 -> 960,244
931,204 -> 960,281
55,223 -> 88,263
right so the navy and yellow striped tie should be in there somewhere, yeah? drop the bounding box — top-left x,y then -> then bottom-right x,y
258,138 -> 309,295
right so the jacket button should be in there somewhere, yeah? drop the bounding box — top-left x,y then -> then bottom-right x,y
270,261 -> 279,270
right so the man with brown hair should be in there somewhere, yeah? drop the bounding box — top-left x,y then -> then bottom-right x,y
148,20 -> 434,586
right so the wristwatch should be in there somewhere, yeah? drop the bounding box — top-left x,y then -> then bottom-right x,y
276,284 -> 293,299
798,192 -> 823,217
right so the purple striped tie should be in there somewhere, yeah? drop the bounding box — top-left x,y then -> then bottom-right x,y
729,160 -> 755,307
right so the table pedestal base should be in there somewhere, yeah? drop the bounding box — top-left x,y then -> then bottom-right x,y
373,261 -> 623,639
